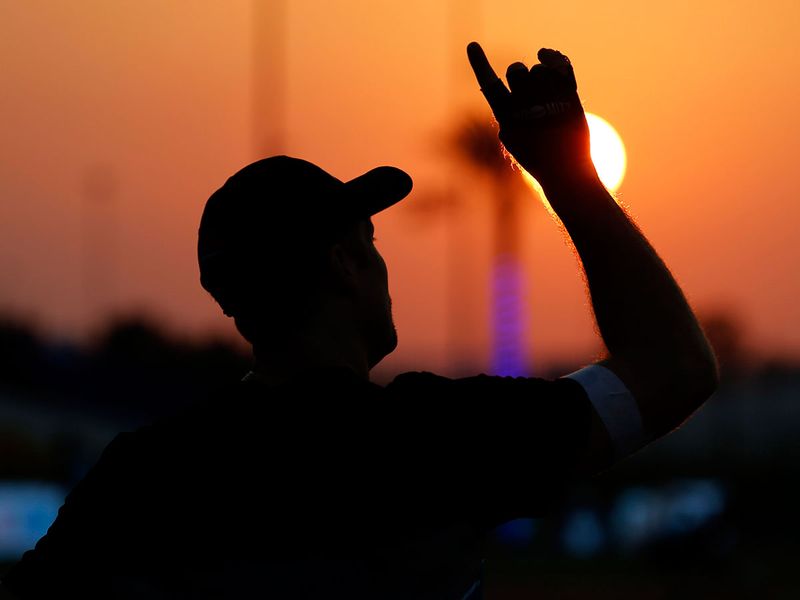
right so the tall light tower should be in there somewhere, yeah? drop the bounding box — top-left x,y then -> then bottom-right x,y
445,0 -> 481,374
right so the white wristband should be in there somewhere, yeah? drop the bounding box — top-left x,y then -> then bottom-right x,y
564,364 -> 647,460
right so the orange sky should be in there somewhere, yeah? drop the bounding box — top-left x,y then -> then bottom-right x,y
1,1 -> 799,379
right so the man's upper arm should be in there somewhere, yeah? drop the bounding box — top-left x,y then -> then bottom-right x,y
386,372 -> 612,508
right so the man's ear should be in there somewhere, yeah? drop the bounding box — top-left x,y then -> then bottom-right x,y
328,242 -> 359,294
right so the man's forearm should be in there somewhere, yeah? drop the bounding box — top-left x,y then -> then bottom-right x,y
541,172 -> 718,437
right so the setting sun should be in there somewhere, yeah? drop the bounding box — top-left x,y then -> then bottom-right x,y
585,113 -> 627,192
520,112 -> 627,198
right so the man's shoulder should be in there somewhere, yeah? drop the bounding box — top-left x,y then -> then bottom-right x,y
388,370 -> 452,388
387,370 -> 582,395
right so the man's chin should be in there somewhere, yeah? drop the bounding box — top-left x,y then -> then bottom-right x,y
368,327 -> 398,370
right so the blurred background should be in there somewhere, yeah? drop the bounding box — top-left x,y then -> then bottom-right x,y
1,1 -> 799,597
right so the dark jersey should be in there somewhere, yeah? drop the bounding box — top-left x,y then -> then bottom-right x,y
2,366 -> 593,599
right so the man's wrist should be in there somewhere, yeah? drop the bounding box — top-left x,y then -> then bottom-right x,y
536,164 -> 602,195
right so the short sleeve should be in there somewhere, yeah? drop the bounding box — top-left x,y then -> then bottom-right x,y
563,364 -> 647,461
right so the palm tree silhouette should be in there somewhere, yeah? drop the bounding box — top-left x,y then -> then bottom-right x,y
450,116 -> 531,376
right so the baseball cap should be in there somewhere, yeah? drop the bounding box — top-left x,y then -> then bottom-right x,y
198,155 -> 413,315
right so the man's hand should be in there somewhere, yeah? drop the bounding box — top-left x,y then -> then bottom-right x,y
467,41 -> 596,187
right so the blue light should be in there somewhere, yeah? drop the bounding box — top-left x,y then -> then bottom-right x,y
561,509 -> 606,557
491,255 -> 526,376
0,482 -> 65,560
609,479 -> 727,552
493,518 -> 538,548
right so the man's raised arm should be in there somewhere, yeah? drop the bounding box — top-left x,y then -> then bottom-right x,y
467,42 -> 718,474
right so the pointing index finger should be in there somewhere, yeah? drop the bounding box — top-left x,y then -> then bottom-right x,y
467,42 -> 499,89
467,41 -> 511,118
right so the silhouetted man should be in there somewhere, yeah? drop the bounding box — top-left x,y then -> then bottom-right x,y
2,43 -> 717,599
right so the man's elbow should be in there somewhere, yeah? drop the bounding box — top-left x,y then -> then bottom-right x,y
684,345 -> 720,404
601,344 -> 719,441
663,347 -> 719,432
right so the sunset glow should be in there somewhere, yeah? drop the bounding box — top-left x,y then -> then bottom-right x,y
586,113 -> 626,192
2,1 -> 799,375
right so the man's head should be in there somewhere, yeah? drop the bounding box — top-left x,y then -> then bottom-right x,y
197,156 -> 412,369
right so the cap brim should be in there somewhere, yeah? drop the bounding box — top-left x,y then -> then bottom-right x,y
343,166 -> 413,217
